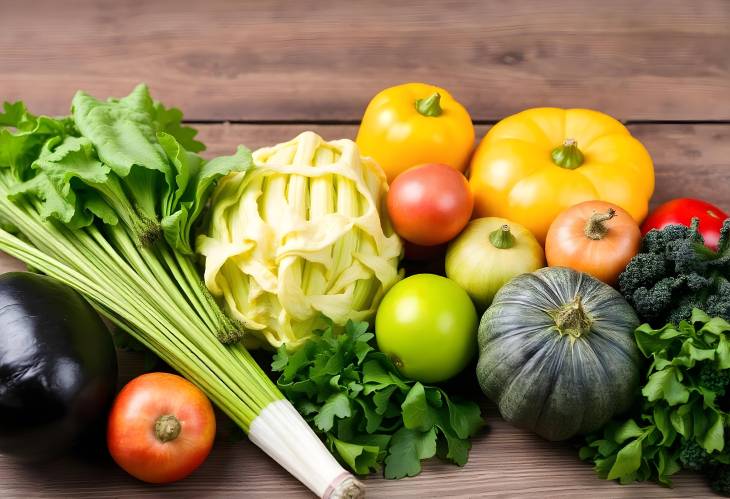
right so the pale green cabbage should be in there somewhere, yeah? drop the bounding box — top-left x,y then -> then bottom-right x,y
197,131 -> 402,350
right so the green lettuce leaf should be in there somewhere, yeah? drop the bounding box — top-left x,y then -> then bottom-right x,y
161,144 -> 252,254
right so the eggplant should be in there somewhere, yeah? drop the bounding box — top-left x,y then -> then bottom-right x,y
0,272 -> 118,462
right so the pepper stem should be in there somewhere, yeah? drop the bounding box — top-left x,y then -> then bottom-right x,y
551,138 -> 584,169
584,208 -> 617,240
551,295 -> 592,339
415,92 -> 443,117
154,414 -> 181,443
489,225 -> 516,249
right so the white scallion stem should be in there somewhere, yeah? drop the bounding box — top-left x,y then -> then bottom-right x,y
248,400 -> 364,499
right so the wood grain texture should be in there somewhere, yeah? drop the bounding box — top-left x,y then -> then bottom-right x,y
196,122 -> 730,211
1,0 -> 729,121
0,122 -> 727,497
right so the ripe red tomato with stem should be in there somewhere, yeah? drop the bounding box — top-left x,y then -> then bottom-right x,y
642,198 -> 728,250
387,163 -> 473,246
107,372 -> 216,484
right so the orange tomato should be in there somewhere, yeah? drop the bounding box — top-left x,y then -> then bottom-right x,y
107,373 -> 216,484
545,200 -> 641,285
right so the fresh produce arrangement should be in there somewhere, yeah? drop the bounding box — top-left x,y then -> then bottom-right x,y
619,218 -> 730,326
272,320 -> 482,478
0,81 -> 728,497
580,310 -> 730,491
469,107 -> 654,243
0,88 -> 364,498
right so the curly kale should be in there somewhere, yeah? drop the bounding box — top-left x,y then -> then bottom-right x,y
680,439 -> 711,471
619,218 -> 730,326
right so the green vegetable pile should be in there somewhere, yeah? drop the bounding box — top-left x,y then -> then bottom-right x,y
619,219 -> 730,327
581,309 -> 730,494
1,86 -> 372,497
272,320 -> 484,478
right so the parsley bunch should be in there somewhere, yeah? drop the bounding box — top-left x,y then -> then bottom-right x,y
581,309 -> 730,493
272,320 -> 484,478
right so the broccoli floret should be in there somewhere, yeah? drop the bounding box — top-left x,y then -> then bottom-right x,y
666,238 -> 709,275
708,464 -> 730,496
706,281 -> 730,320
699,362 -> 730,396
619,253 -> 667,295
685,272 -> 714,291
719,220 -> 730,254
619,219 -> 730,326
680,438 -> 710,471
667,296 -> 706,325
642,223 -> 695,254
630,279 -> 674,323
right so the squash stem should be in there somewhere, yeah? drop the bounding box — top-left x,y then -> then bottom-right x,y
584,208 -> 616,240
551,138 -> 584,169
551,295 -> 592,339
415,92 -> 443,117
489,225 -> 516,249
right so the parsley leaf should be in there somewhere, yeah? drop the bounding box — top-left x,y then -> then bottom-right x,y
273,320 -> 484,478
582,309 -> 730,487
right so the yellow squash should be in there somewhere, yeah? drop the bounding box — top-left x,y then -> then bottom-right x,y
469,108 -> 654,243
356,83 -> 474,182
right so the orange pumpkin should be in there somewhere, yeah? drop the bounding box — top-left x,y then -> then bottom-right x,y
545,200 -> 641,285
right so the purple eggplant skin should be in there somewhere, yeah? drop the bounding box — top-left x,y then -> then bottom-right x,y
0,272 -> 118,462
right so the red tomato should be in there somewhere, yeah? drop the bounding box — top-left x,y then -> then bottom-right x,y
642,198 -> 728,250
387,163 -> 473,246
107,373 -> 216,484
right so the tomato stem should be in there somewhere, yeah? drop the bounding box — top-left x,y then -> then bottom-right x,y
489,225 -> 516,249
550,295 -> 592,339
584,208 -> 616,240
154,414 -> 182,443
551,138 -> 584,169
415,92 -> 443,117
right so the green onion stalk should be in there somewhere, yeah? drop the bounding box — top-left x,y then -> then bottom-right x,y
0,166 -> 363,498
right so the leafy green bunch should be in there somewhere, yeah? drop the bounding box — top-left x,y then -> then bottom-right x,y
581,309 -> 730,494
1,84 -> 250,253
272,320 -> 484,478
619,219 -> 730,327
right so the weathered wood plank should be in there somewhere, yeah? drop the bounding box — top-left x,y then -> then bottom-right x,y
1,0 -> 729,121
196,122 -> 730,211
0,392 -> 715,498
0,122 -> 726,497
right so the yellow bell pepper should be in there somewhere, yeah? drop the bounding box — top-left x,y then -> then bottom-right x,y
356,83 -> 474,182
469,108 -> 654,243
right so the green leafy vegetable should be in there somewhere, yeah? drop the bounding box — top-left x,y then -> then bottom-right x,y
619,219 -> 730,326
0,87 -> 365,496
582,309 -> 730,489
3,84 -> 251,255
272,320 -> 484,478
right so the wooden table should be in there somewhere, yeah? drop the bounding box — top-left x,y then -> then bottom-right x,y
1,1 -> 728,497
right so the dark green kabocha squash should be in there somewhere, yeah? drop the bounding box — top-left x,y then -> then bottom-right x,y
476,267 -> 640,441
